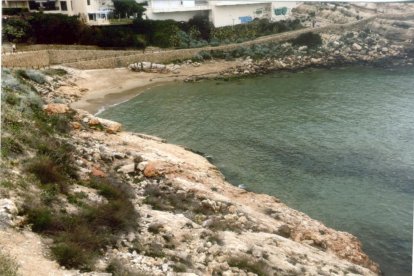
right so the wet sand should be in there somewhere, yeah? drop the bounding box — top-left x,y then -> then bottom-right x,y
70,60 -> 241,114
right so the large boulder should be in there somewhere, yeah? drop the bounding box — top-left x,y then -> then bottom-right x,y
43,103 -> 70,115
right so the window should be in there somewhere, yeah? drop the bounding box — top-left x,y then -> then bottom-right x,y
60,1 -> 67,11
88,13 -> 94,20
87,0 -> 90,5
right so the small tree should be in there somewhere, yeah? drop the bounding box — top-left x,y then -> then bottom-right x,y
2,17 -> 32,42
187,13 -> 213,41
113,0 -> 145,19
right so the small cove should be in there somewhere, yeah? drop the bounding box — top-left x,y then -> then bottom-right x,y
100,66 -> 414,275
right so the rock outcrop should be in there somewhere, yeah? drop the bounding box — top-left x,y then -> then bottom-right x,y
65,116 -> 380,275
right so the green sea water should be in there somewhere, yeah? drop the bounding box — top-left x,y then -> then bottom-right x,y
100,66 -> 414,275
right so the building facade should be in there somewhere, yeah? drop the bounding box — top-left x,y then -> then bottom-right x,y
2,0 -> 30,9
29,0 -> 113,25
144,0 -> 299,27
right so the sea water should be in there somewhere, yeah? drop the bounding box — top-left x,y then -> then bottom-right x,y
100,66 -> 414,275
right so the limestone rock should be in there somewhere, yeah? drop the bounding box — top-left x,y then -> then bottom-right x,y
143,162 -> 157,178
118,163 -> 136,174
352,43 -> 362,51
43,103 -> 70,114
70,121 -> 82,130
0,199 -> 18,228
91,167 -> 106,178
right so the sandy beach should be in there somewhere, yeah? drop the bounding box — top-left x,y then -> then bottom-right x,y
70,60 -> 241,114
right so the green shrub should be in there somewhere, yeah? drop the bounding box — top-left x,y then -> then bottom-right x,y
1,136 -> 24,158
23,176 -> 139,270
26,206 -> 54,232
291,32 -> 322,48
5,92 -> 20,105
51,242 -> 94,270
0,251 -> 19,276
42,68 -> 67,76
25,155 -> 65,185
24,70 -> 46,84
2,17 -> 31,42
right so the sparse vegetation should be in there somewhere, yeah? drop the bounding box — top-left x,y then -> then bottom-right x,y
0,251 -> 19,276
1,70 -> 139,271
106,258 -> 148,276
227,254 -> 273,276
22,176 -> 138,270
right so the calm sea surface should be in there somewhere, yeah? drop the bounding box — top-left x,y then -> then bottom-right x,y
100,66 -> 414,275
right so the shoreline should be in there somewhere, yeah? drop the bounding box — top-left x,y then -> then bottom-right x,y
64,61 -> 385,274
70,53 -> 413,115
70,60 -> 243,114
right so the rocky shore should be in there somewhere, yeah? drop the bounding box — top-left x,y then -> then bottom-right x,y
2,4 -> 414,275
1,65 -> 383,276
184,30 -> 413,83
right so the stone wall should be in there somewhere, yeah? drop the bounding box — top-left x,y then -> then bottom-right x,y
3,12 -> 413,70
48,50 -> 139,65
2,50 -> 50,69
66,17 -> 379,69
17,44 -> 100,52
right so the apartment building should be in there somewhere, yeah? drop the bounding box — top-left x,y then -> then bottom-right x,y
2,0 -> 30,9
29,0 -> 113,25
144,0 -> 299,27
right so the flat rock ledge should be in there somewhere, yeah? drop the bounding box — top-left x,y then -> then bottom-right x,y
61,105 -> 381,275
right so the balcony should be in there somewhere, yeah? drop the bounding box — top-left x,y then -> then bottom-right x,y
150,0 -> 210,13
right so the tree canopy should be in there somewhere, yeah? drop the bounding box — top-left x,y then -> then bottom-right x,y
113,0 -> 146,19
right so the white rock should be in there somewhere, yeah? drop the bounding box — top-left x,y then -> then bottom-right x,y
137,161 -> 148,171
0,199 -> 18,228
117,163 -> 136,174
352,43 -> 362,51
298,45 -> 308,51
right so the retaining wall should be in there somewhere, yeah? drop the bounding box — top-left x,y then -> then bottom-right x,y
2,50 -> 50,68
3,12 -> 413,70
66,17 -> 379,69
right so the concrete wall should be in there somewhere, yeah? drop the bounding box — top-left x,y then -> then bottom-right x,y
270,2 -> 298,22
211,3 -> 270,27
151,0 -> 195,9
145,10 -> 204,21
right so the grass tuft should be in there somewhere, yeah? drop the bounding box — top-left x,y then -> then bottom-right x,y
0,251 -> 19,276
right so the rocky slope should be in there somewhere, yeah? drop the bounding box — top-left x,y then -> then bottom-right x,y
5,4 -> 414,274
0,66 -> 383,276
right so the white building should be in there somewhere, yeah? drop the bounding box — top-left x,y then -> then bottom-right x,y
29,0 -> 113,25
2,0 -> 30,9
144,0 -> 299,27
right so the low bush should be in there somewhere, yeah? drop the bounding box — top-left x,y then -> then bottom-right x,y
26,206 -> 54,232
0,251 -> 19,276
22,175 -> 139,270
291,32 -> 322,48
106,258 -> 142,276
42,68 -> 67,76
24,70 -> 46,84
1,136 -> 24,158
227,255 -> 272,276
25,155 -> 65,186
51,242 -> 94,269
